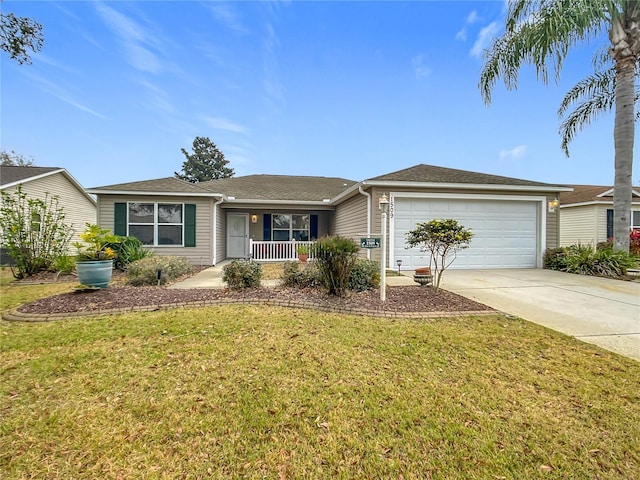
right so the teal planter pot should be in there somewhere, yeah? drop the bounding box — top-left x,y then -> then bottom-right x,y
76,260 -> 113,288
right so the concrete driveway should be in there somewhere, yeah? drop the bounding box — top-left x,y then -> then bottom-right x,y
441,269 -> 640,362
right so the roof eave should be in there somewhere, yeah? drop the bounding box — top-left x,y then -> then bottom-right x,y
88,189 -> 223,197
360,180 -> 573,193
561,199 -> 640,208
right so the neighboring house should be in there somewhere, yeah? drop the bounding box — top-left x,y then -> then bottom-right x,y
559,185 -> 640,247
87,164 -> 570,270
0,166 -> 97,250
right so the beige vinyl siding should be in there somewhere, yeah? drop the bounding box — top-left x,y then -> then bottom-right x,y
333,193 -> 368,258
97,195 -> 213,265
214,201 -> 226,264
2,172 -> 96,249
559,205 -> 599,246
545,193 -> 560,249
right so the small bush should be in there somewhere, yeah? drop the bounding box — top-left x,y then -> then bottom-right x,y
312,236 -> 359,296
222,260 -> 262,290
126,256 -> 192,286
544,244 -> 637,278
543,247 -> 568,271
107,236 -> 154,271
282,261 -> 321,288
348,259 -> 380,291
50,255 -> 76,274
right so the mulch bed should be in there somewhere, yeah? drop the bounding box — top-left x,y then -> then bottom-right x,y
15,284 -> 492,317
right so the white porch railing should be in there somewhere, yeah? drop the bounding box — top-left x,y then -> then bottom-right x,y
249,240 -> 315,262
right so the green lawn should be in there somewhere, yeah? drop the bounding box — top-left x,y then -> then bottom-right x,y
1,273 -> 639,479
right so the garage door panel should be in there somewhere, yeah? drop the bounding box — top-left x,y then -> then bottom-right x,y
393,198 -> 538,269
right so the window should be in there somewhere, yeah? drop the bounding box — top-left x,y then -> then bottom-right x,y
633,211 -> 640,229
271,214 -> 309,241
128,203 -> 183,246
30,213 -> 41,232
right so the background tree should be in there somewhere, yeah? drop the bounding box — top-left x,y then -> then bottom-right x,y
0,7 -> 43,64
174,136 -> 234,183
1,149 -> 35,166
479,0 -> 640,253
405,219 -> 473,292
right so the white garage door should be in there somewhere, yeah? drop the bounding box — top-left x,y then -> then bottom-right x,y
393,197 -> 539,269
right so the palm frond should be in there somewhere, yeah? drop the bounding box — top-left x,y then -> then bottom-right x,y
558,69 -> 615,117
560,89 -> 614,156
480,0 -> 610,105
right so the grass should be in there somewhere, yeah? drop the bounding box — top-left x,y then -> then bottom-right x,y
1,272 -> 639,479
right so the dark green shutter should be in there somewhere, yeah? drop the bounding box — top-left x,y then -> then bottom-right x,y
310,214 -> 318,240
263,213 -> 271,240
114,203 -> 127,236
185,204 -> 196,247
606,209 -> 614,240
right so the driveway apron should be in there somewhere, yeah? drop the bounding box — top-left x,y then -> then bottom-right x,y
441,269 -> 640,362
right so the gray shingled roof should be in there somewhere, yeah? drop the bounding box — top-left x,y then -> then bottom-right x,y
367,164 -> 562,187
560,185 -> 640,205
89,177 -> 216,195
0,166 -> 61,186
199,175 -> 356,201
91,175 -> 356,200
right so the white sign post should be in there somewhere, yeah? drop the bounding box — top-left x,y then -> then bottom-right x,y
378,194 -> 389,302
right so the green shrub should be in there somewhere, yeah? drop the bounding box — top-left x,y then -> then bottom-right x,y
312,236 -> 359,296
0,185 -> 74,278
565,244 -> 636,278
543,247 -> 568,271
348,259 -> 380,291
222,260 -> 262,290
107,236 -> 154,271
282,261 -> 321,288
50,255 -> 76,274
126,256 -> 192,286
545,244 -> 637,278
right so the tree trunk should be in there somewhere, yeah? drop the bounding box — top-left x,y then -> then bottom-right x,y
613,61 -> 634,252
610,7 -> 637,253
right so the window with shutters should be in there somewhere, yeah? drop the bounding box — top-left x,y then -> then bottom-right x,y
271,214 -> 309,241
128,202 -> 184,246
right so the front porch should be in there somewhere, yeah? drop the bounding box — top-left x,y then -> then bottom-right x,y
249,240 -> 315,262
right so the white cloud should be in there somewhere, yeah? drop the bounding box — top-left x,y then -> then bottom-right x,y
94,2 -> 164,74
206,3 -> 248,34
203,116 -> 248,134
470,21 -> 500,58
20,70 -> 106,119
411,54 -> 431,79
455,10 -> 480,41
499,145 -> 527,161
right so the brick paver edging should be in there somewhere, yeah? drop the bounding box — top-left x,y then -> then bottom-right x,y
2,299 -> 497,323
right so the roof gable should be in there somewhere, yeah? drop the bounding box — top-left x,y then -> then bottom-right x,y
367,164 -> 561,187
0,166 -> 61,187
560,185 -> 640,205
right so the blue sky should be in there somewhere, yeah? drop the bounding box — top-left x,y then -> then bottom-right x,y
2,0 -> 637,189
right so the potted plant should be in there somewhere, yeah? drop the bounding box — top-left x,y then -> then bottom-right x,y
72,224 -> 120,288
296,243 -> 309,262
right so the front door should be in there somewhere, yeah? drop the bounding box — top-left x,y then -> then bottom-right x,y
227,213 -> 249,258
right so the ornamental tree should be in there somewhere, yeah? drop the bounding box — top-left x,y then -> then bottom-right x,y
0,185 -> 73,278
405,219 -> 473,291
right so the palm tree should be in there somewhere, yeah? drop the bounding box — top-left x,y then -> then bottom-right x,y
479,0 -> 640,252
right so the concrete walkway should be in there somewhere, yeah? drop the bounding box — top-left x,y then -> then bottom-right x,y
170,261 -> 416,289
441,269 -> 640,362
